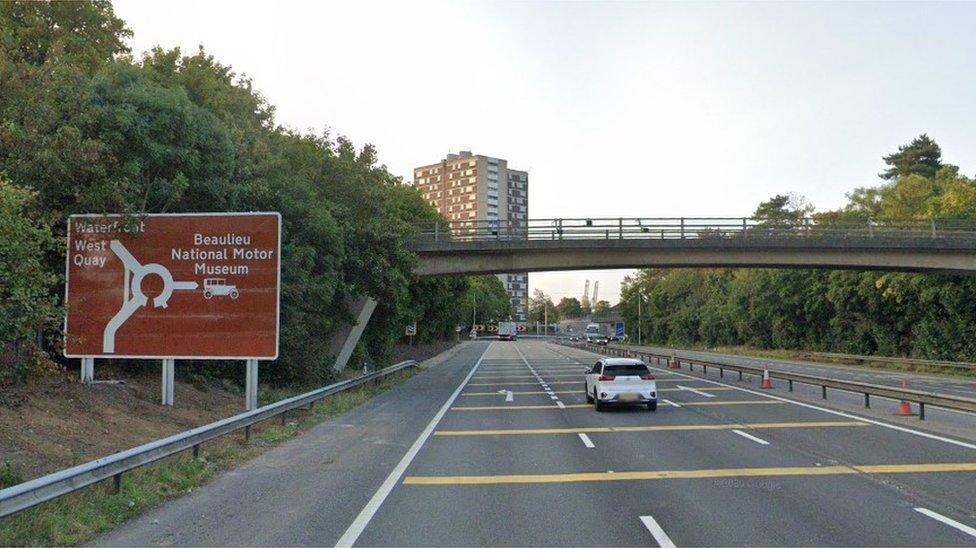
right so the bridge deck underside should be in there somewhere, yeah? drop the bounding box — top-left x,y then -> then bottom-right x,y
409,237 -> 976,276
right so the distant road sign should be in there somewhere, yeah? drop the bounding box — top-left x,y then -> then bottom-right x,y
65,213 -> 281,360
615,322 -> 625,337
405,322 -> 417,336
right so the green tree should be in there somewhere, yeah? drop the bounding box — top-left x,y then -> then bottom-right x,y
880,134 -> 942,181
555,297 -> 583,318
0,179 -> 61,383
460,276 -> 514,327
527,289 -> 559,324
0,0 -> 130,71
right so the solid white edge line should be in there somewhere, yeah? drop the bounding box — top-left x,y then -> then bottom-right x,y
915,508 -> 976,539
556,401 -> 566,409
334,342 -> 494,547
578,433 -> 595,448
639,515 -> 676,548
638,355 -> 976,451
732,429 -> 770,445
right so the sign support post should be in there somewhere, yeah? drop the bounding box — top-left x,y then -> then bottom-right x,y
161,359 -> 175,406
80,357 -> 94,383
245,359 -> 259,411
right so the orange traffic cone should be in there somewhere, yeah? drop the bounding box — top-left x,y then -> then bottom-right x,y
898,379 -> 913,416
669,356 -> 681,369
760,369 -> 773,389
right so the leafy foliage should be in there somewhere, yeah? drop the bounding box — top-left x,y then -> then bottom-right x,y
0,1 -> 471,385
555,297 -> 583,319
621,135 -> 976,361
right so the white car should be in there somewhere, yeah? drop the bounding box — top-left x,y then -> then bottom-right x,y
584,358 -> 658,411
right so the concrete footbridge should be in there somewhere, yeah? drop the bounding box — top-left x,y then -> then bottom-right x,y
406,217 -> 976,276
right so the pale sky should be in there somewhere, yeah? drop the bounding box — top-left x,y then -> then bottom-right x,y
115,0 -> 976,304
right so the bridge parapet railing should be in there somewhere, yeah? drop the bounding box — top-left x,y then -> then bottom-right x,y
407,217 -> 976,245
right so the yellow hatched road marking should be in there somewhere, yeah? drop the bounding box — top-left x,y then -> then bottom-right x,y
434,420 -> 868,436
461,387 -> 736,396
403,462 -> 976,486
462,390 -> 585,396
453,404 -> 591,410
471,373 -> 688,383
467,381 -> 582,386
450,400 -> 782,411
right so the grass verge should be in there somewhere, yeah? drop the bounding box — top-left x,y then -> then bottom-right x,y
0,368 -> 419,547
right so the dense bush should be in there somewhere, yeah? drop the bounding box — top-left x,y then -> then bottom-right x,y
0,1 -> 506,385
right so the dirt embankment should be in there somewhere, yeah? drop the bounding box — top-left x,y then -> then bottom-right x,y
0,340 -> 458,485
0,372 -> 242,484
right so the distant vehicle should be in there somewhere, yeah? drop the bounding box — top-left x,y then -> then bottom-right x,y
594,336 -> 609,345
585,323 -> 600,336
584,358 -> 657,411
497,321 -> 517,341
203,278 -> 239,299
569,336 -> 580,342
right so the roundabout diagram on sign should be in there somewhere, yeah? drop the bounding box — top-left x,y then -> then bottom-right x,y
103,240 -> 199,353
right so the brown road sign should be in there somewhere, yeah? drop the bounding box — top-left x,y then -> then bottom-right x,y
65,213 -> 281,359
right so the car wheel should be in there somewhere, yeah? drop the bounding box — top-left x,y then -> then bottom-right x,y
585,383 -> 593,403
204,291 -> 213,299
647,401 -> 658,411
594,390 -> 604,412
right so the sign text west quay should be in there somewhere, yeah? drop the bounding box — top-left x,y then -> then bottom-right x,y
171,233 -> 275,276
71,219 -> 146,269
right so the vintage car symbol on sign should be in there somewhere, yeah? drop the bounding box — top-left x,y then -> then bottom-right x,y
203,278 -> 239,300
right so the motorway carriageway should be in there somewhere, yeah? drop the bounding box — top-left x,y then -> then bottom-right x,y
97,340 -> 976,547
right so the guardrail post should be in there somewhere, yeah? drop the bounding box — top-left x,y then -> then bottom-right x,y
919,402 -> 925,420
618,218 -> 623,239
112,473 -> 122,494
434,221 -> 439,242
80,357 -> 94,383
788,379 -> 793,392
680,218 -> 685,239
931,219 -> 936,238
193,444 -> 200,459
738,370 -> 743,381
864,393 -> 870,408
244,425 -> 251,443
742,217 -> 747,235
245,359 -> 259,411
161,359 -> 175,406
719,367 -> 723,378
822,385 -> 827,399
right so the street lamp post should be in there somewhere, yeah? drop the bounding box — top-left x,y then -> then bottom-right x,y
637,292 -> 643,346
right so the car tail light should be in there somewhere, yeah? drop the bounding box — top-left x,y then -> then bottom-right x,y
641,373 -> 655,380
598,374 -> 615,381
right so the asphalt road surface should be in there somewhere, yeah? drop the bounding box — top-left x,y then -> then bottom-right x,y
96,340 -> 976,547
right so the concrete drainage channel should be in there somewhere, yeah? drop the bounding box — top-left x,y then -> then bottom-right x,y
0,360 -> 419,519
560,342 -> 976,421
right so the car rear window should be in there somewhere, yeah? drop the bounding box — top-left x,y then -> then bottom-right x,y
604,364 -> 649,376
